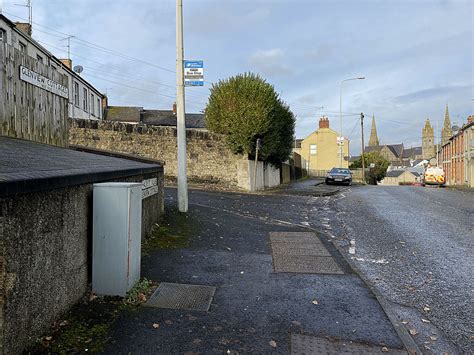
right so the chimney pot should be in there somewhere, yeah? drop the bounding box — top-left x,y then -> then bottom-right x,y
319,117 -> 329,129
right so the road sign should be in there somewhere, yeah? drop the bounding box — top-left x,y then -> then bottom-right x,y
184,60 -> 204,86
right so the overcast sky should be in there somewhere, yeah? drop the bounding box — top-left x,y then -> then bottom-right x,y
2,0 -> 473,154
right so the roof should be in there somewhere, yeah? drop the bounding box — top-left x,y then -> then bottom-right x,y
402,146 -> 422,158
0,14 -> 103,97
141,110 -> 206,129
365,144 -> 404,158
385,170 -> 408,178
0,136 -> 162,197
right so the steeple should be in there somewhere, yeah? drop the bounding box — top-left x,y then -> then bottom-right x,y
368,115 -> 379,146
422,118 -> 435,160
441,104 -> 453,145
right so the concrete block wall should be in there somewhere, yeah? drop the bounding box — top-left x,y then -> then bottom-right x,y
0,173 -> 163,355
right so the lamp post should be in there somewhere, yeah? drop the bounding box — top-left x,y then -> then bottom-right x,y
339,76 -> 365,167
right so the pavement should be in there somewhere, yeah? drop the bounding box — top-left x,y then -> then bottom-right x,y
326,185 -> 474,354
103,185 -> 406,354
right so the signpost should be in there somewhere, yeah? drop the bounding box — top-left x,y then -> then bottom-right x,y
184,60 -> 204,86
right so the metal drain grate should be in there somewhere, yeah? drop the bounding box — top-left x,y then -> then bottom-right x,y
273,255 -> 344,274
291,334 -> 407,355
146,282 -> 216,311
271,242 -> 331,256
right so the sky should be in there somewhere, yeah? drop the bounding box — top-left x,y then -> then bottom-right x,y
1,0 -> 472,154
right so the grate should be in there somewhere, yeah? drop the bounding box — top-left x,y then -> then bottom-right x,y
273,255 -> 344,274
146,282 -> 216,312
290,334 -> 407,355
271,242 -> 331,256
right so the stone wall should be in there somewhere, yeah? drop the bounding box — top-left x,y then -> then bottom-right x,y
0,172 -> 163,355
69,119 -> 242,186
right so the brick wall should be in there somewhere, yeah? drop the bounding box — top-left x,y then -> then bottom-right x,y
69,119 -> 242,186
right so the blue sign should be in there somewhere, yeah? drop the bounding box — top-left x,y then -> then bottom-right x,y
184,60 -> 204,86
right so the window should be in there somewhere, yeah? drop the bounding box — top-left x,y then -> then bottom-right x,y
36,55 -> 43,63
97,98 -> 100,117
74,82 -> 79,106
19,41 -> 26,53
83,88 -> 88,111
310,144 -> 317,155
90,93 -> 95,115
0,29 -> 6,41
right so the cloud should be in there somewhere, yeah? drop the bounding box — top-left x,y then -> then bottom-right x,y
248,48 -> 293,77
394,85 -> 472,103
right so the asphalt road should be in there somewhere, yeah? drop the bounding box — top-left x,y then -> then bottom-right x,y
329,185 -> 474,354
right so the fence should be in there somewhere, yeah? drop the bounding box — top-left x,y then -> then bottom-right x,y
0,42 -> 68,147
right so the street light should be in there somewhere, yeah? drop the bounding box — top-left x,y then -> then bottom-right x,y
339,76 -> 365,167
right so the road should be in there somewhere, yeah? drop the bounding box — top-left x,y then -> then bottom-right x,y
329,185 -> 473,354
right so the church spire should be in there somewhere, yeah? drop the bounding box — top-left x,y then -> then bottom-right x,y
368,115 -> 379,146
441,104 -> 453,145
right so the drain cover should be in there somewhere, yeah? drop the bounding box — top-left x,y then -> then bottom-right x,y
291,334 -> 407,354
273,255 -> 344,274
271,242 -> 331,256
146,282 -> 216,311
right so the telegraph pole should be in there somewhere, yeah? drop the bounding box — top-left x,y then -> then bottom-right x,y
176,0 -> 188,212
360,113 -> 366,184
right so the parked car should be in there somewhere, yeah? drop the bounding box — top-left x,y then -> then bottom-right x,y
325,168 -> 352,185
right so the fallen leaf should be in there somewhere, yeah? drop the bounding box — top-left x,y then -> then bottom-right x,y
89,294 -> 97,302
152,323 -> 160,329
269,340 -> 277,348
401,321 -> 408,324
59,320 -> 68,327
165,320 -> 173,325
312,300 -> 319,305
45,336 -> 52,341
138,293 -> 147,302
423,306 -> 430,312
192,338 -> 202,345
409,328 -> 418,336
188,315 -> 198,321
382,347 -> 389,352
421,318 -> 430,323
429,336 -> 437,341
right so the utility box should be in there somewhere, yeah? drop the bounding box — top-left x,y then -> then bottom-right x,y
92,182 -> 143,296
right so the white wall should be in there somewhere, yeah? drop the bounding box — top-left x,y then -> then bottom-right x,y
237,159 -> 264,191
264,164 -> 280,188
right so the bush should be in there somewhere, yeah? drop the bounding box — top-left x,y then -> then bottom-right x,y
205,72 -> 295,165
350,151 -> 389,184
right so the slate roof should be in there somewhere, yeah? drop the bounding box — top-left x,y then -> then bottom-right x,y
385,170 -> 406,178
141,110 -> 206,129
402,146 -> 422,158
0,136 -> 162,197
365,144 -> 404,158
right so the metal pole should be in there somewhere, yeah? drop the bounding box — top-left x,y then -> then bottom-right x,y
360,112 -> 366,184
339,83 -> 343,168
176,0 -> 188,212
253,147 -> 259,191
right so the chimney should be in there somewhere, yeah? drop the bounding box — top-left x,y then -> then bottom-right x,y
319,117 -> 329,129
102,95 -> 108,110
467,115 -> 473,124
59,59 -> 72,70
15,22 -> 32,36
172,102 -> 177,115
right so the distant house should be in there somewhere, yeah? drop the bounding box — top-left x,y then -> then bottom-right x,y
105,104 -> 206,129
380,170 -> 419,185
299,117 -> 349,175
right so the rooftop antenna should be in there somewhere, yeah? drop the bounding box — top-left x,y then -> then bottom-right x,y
14,0 -> 32,25
61,35 -> 75,59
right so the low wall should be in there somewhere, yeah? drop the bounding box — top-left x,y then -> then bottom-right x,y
69,119 -> 241,186
0,172 -> 163,354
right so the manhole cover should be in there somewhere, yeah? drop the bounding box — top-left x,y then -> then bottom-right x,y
291,334 -> 407,354
273,255 -> 344,274
270,231 -> 320,244
271,242 -> 331,256
146,282 -> 216,311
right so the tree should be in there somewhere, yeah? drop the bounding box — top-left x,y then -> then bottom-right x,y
350,151 -> 389,184
205,73 -> 295,165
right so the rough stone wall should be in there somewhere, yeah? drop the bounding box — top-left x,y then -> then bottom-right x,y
69,119 -> 241,186
0,173 -> 163,355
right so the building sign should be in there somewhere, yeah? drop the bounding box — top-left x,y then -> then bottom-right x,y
337,136 -> 345,146
19,66 -> 69,99
142,178 -> 158,199
184,60 -> 204,86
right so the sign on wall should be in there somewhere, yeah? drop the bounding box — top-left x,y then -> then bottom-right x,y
19,66 -> 69,99
142,178 -> 159,199
184,60 -> 204,86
